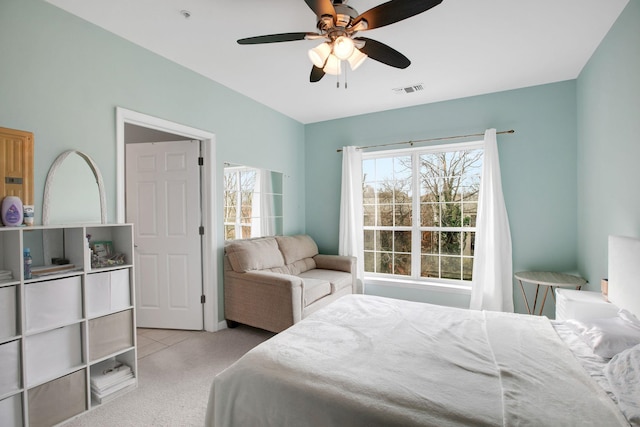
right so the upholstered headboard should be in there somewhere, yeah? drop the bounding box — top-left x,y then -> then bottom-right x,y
608,235 -> 640,318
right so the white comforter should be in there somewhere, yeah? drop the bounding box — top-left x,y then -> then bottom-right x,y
206,294 -> 628,426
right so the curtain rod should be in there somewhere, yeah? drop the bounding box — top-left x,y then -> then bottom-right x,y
336,129 -> 515,153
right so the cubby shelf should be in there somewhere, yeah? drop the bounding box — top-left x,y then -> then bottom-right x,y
0,224 -> 137,427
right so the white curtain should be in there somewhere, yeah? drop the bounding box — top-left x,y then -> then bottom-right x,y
339,146 -> 364,293
469,129 -> 514,312
250,169 -> 262,237
260,169 -> 275,236
250,169 -> 275,237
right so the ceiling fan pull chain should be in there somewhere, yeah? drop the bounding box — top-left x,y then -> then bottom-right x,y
345,63 -> 348,89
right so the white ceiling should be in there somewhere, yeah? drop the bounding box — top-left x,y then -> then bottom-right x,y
45,0 -> 629,124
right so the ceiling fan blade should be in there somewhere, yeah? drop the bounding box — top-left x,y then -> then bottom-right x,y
237,32 -> 317,45
355,37 -> 410,69
352,0 -> 442,31
304,0 -> 336,20
310,65 -> 325,82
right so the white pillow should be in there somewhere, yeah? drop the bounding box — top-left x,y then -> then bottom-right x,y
604,343 -> 640,426
566,310 -> 640,359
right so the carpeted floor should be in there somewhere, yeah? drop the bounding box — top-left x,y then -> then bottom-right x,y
64,325 -> 274,426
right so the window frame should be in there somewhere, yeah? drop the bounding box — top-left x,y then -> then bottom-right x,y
362,140 -> 484,290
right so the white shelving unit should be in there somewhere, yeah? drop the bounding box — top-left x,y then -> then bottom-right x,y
0,224 -> 137,427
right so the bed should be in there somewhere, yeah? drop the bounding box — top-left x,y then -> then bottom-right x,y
206,236 -> 640,426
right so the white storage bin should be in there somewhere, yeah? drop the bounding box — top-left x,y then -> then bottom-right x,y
86,269 -> 131,317
0,285 -> 17,339
0,340 -> 21,395
0,394 -> 23,427
25,276 -> 82,332
25,323 -> 83,387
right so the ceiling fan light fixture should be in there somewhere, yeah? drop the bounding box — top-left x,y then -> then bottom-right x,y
323,54 -> 342,75
332,36 -> 355,60
347,48 -> 367,71
308,42 -> 332,68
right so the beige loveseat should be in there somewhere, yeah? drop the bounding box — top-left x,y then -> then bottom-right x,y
224,235 -> 356,333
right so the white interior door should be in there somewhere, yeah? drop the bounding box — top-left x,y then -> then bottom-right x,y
126,140 -> 203,330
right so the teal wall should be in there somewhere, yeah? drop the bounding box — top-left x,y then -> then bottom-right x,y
577,0 -> 640,288
3,0 -> 637,320
0,0 -> 306,322
305,82 -> 579,314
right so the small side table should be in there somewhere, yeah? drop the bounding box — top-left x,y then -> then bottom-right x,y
514,271 -> 586,316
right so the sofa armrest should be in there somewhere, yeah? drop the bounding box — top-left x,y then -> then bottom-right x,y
313,254 -> 355,273
224,270 -> 304,333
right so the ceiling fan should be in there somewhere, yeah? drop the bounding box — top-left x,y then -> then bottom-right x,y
237,0 -> 443,83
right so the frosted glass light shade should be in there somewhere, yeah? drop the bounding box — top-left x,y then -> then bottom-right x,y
333,36 -> 355,60
308,43 -> 331,68
347,48 -> 367,70
323,54 -> 342,75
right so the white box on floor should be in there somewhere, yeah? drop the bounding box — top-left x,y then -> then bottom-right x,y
555,289 -> 620,321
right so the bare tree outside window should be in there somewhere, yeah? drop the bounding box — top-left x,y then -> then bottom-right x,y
363,145 -> 483,284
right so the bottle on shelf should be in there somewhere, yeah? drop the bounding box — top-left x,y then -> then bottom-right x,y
24,247 -> 32,279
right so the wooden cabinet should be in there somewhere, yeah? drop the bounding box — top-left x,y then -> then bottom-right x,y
0,127 -> 34,206
0,224 -> 137,426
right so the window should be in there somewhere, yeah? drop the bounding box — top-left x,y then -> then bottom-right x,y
223,166 -> 257,240
362,142 -> 483,286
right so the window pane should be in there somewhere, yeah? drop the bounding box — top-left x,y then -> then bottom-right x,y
394,204 -> 412,226
393,156 -> 412,180
363,185 -> 376,204
441,256 -> 461,280
377,230 -> 393,252
463,202 -> 477,227
375,157 -> 394,182
441,203 -> 461,227
224,225 -> 235,240
378,204 -> 393,226
463,258 -> 474,281
241,226 -> 252,239
362,159 -> 375,183
462,231 -> 475,256
394,231 -> 411,252
421,203 -> 440,227
364,251 -> 375,272
394,254 -> 411,276
377,252 -> 393,274
441,232 -> 461,255
421,255 -> 439,278
421,231 -> 438,254
364,230 -> 375,251
363,205 -> 375,226
224,205 -> 236,222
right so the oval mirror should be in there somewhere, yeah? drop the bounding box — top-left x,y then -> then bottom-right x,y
42,150 -> 107,225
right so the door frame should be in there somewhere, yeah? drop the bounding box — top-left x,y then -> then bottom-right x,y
115,107 -> 217,332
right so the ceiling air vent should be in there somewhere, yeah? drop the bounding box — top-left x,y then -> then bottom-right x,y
393,84 -> 424,95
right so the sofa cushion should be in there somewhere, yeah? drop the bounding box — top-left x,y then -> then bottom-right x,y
299,269 -> 353,293
276,235 -> 319,265
225,237 -> 285,272
302,278 -> 331,307
286,258 -> 317,275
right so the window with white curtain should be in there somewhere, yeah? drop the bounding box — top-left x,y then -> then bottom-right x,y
362,141 -> 483,287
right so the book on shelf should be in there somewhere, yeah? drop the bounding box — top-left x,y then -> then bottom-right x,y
90,360 -> 136,403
